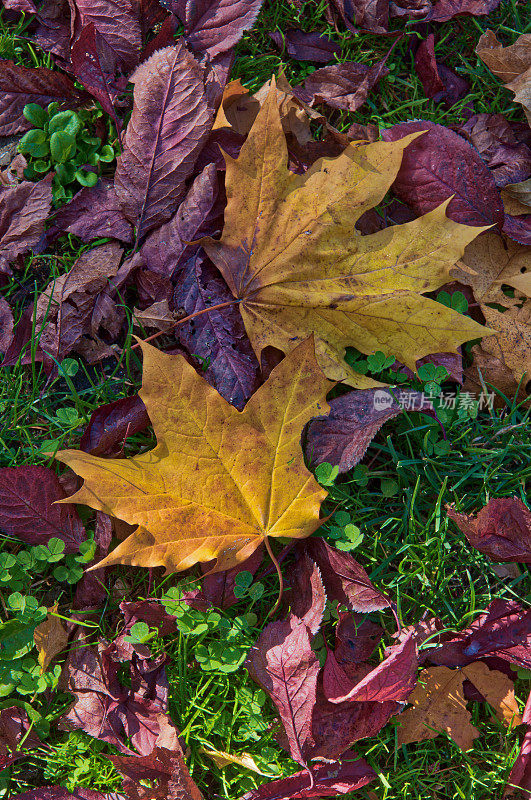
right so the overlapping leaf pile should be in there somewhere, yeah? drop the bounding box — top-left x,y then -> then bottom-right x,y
0,0 -> 530,797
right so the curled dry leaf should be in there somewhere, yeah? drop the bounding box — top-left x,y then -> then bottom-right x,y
114,43 -> 212,243
56,338 -> 330,573
202,83 -> 490,388
447,497 -> 531,563
461,661 -> 521,725
479,303 -> 531,387
294,54 -> 391,113
201,746 -> 273,776
285,550 -> 326,636
475,31 -> 531,84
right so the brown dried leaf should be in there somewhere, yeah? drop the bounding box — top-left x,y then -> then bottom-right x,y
34,604 -> 68,673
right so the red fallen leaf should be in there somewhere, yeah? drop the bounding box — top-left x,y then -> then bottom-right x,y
295,54 -> 390,113
335,611 -> 383,666
0,176 -> 53,274
140,15 -> 180,61
32,0 -> 73,61
0,466 -> 85,552
247,616 -> 320,767
73,511 -> 112,609
70,24 -> 124,139
414,35 -> 469,107
0,297 -> 14,354
304,388 -> 429,474
503,213 -> 531,247
71,0 -> 142,73
328,0 -> 389,34
121,599 -> 178,637
423,599 -> 531,670
49,179 -> 133,244
59,636 -> 172,755
0,61 -> 85,136
447,497 -> 531,563
173,253 -> 261,409
80,395 -> 150,456
304,538 -> 390,613
138,162 -> 223,288
200,543 -> 264,608
326,632 -> 417,703
240,753 -> 376,800
284,551 -> 326,636
382,121 -> 504,228
0,706 -> 42,765
426,0 -> 501,22
11,790 -> 110,800
269,29 -> 341,64
108,743 -> 203,800
458,114 -> 531,189
114,43 -> 212,244
506,728 -> 531,798
2,0 -> 37,10
173,0 -> 265,59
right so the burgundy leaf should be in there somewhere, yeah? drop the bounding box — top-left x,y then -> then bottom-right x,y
140,15 -> 180,62
269,29 -> 341,64
11,790 -> 111,800
327,632 -> 417,703
0,466 -> 85,552
0,706 -> 42,755
382,121 -> 504,228
70,24 -> 123,136
240,753 -> 376,800
33,0 -> 73,61
503,213 -> 531,246
180,0 -> 265,58
108,745 -> 203,800
0,61 -> 84,136
247,616 -> 320,767
506,728 -> 531,798
304,538 -> 390,613
415,35 -> 469,106
200,544 -> 263,608
120,600 -> 178,637
173,253 -> 261,409
114,43 -> 212,243
80,395 -> 150,456
138,162 -> 223,284
329,0 -> 389,33
304,388 -> 426,473
335,611 -> 383,666
0,297 -> 14,354
72,0 -> 142,73
295,54 -> 390,113
74,511 -> 112,609
284,551 -> 326,636
426,0 -> 501,22
458,114 -> 531,189
0,176 -> 53,274
447,497 -> 531,563
49,180 -> 133,244
1,0 -> 37,10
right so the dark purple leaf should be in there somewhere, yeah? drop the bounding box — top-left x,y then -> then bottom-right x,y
304,538 -> 390,613
327,632 -> 417,703
447,497 -> 531,563
173,253 -> 261,409
0,61 -> 84,136
426,0 -> 501,22
503,213 -> 531,246
284,551 -> 326,636
49,180 -> 133,244
335,611 -> 383,666
71,0 -> 142,73
0,297 -> 14,354
108,744 -> 203,800
114,43 -> 212,244
140,14 -> 179,61
33,0 -> 73,61
269,29 -> 341,64
80,395 -> 150,456
329,0 -> 389,33
506,728 -> 531,799
1,0 -> 37,10
295,54 -> 390,112
180,0 -> 265,58
120,600 -> 178,637
304,388 -> 427,474
458,114 -> 531,188
381,121 -> 504,227
11,790 -> 113,800
70,24 -> 124,137
0,465 -> 85,552
0,706 -> 42,757
415,35 -> 469,107
74,511 -> 112,609
201,544 -> 263,608
240,753 -> 376,800
247,616 -> 320,767
0,176 -> 53,274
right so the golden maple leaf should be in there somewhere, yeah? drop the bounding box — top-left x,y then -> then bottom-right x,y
55,338 -> 330,573
202,81 -> 492,387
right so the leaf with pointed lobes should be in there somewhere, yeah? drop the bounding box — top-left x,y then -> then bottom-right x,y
475,31 -> 531,84
284,550 -> 326,636
114,43 -> 213,244
202,82 -> 491,388
304,388 -> 427,474
34,604 -> 68,673
382,121 -> 504,228
56,337 -> 331,574
239,753 -> 376,800
108,744 -> 203,800
49,179 -> 133,244
0,466 -> 85,552
303,538 -> 390,613
0,175 -> 53,274
0,61 -> 85,136
447,497 -> 531,563
461,661 -> 521,726
325,632 -> 417,703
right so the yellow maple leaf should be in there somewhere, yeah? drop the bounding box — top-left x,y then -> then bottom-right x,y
55,338 -> 330,573
202,81 -> 491,387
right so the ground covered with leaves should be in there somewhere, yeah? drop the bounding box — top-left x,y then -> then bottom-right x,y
0,0 -> 529,798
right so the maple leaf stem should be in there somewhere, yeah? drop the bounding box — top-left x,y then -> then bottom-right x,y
131,299 -> 243,350
263,536 -> 284,620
